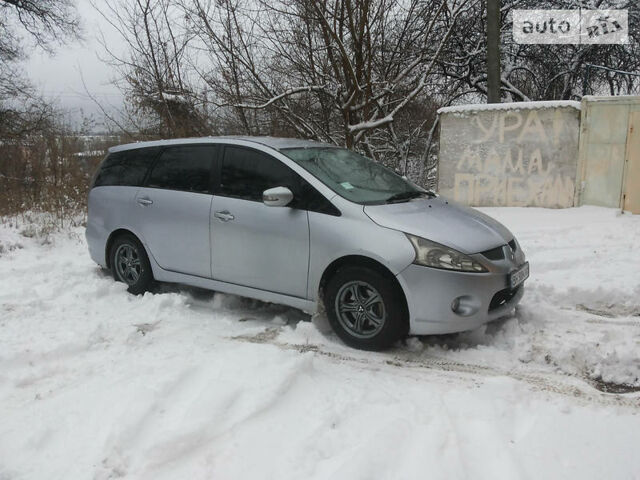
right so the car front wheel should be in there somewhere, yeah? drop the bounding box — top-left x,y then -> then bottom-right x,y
324,266 -> 408,350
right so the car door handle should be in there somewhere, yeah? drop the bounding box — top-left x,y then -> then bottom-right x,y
214,210 -> 235,222
137,197 -> 153,206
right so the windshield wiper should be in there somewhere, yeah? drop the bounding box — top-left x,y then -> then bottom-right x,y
385,190 -> 434,203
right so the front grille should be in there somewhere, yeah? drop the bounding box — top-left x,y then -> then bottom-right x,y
481,239 -> 517,262
481,246 -> 505,261
489,286 -> 520,311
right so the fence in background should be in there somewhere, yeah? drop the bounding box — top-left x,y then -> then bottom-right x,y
437,96 -> 640,213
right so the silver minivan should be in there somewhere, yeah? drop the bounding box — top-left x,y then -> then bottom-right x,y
86,137 -> 528,350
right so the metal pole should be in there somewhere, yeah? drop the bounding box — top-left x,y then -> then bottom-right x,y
486,0 -> 501,103
583,64 -> 590,97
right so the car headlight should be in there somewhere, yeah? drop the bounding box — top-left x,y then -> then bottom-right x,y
406,234 -> 487,272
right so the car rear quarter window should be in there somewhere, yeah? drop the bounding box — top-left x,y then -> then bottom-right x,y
93,147 -> 160,187
146,145 -> 215,193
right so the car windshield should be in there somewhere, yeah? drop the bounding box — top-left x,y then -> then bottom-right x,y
281,147 -> 425,205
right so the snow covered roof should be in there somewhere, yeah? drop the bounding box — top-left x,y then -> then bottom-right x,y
72,150 -> 105,158
582,95 -> 640,104
438,100 -> 581,115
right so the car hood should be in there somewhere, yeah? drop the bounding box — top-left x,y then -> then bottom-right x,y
363,197 -> 514,254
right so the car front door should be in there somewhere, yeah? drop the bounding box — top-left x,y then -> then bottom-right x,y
134,145 -> 216,278
210,145 -> 309,298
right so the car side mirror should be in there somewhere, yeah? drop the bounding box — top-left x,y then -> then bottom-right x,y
263,186 -> 293,207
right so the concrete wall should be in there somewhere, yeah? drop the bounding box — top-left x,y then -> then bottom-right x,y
437,102 -> 581,208
577,96 -> 640,208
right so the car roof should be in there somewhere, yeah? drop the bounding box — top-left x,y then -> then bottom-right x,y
107,136 -> 336,154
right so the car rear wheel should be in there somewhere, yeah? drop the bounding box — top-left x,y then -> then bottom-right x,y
110,234 -> 154,295
324,266 -> 408,350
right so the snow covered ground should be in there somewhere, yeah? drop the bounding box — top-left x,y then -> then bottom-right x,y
1,206 -> 639,480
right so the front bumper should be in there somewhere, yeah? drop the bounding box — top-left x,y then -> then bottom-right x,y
397,259 -> 526,335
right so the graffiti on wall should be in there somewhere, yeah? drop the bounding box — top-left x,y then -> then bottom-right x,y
450,108 -> 577,207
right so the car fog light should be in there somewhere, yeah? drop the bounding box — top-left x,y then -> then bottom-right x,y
451,295 -> 481,317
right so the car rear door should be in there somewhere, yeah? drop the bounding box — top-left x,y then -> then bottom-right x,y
87,147 -> 160,267
210,145 -> 309,297
134,145 -> 216,278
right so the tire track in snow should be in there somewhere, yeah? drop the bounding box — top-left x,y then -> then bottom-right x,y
230,328 -> 640,410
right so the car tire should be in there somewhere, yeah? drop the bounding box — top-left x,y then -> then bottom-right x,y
110,234 -> 154,295
324,266 -> 408,351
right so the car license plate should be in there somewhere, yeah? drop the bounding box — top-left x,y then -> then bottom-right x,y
509,262 -> 529,289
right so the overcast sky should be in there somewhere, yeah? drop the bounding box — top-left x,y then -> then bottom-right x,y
24,1 -> 126,128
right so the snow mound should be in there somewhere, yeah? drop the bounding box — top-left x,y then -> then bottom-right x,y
1,206 -> 640,479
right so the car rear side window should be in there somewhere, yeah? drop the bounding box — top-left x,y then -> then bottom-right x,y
219,146 -> 299,201
93,147 -> 160,187
146,146 -> 215,193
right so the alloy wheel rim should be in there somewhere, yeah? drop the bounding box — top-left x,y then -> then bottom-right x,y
115,244 -> 142,285
335,280 -> 386,339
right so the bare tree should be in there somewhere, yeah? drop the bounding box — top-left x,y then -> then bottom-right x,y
439,0 -> 640,102
0,0 -> 81,141
180,0 -> 475,178
0,0 -> 80,53
93,0 -> 213,138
